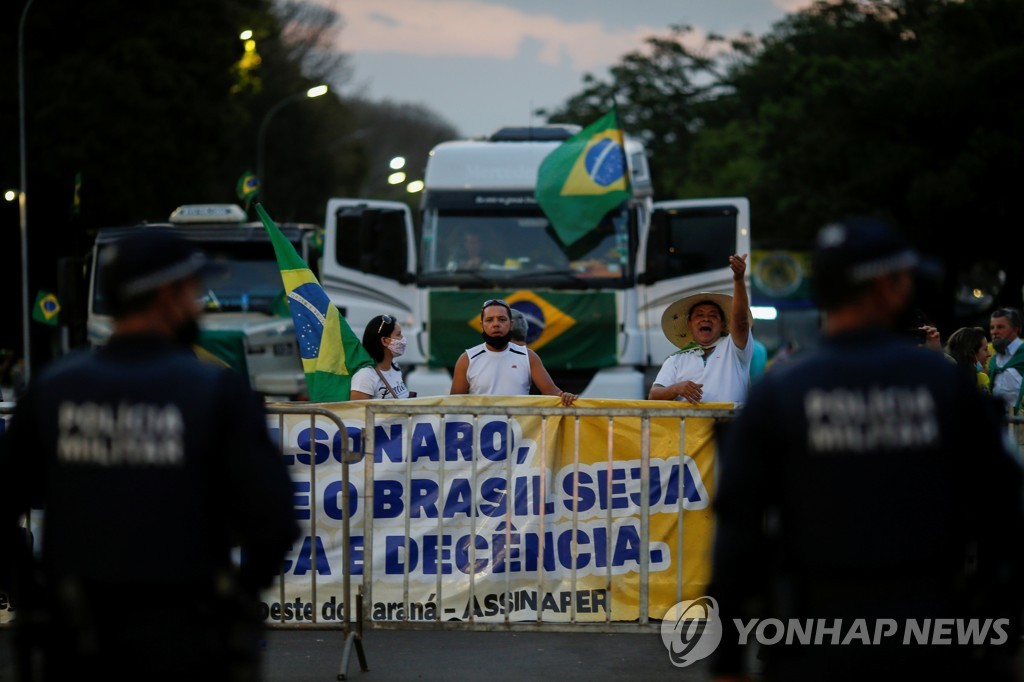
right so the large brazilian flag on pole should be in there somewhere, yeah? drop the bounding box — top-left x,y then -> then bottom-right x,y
535,106 -> 631,247
257,203 -> 374,401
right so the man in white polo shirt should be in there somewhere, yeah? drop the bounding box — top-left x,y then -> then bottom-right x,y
450,298 -> 577,405
648,254 -> 753,405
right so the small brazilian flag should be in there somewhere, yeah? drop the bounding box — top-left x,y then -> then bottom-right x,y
33,290 -> 61,326
535,106 -> 631,247
310,226 -> 324,256
256,203 -> 374,401
72,172 -> 82,214
236,170 -> 260,209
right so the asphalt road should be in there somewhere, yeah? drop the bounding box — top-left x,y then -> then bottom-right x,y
264,628 -> 718,682
0,626 -> 718,681
8,625 -> 1024,681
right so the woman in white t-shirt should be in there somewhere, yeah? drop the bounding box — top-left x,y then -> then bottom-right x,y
350,314 -> 411,400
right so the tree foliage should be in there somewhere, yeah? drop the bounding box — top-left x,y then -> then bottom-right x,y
538,25 -> 740,199
718,0 -> 1024,252
543,0 -> 1024,323
0,0 -> 458,363
347,98 -> 459,211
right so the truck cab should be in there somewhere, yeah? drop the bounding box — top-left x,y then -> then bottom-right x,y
86,203 -> 316,399
320,125 -> 750,398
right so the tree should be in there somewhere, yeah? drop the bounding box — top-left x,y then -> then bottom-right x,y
537,25 -> 738,200
543,0 -> 1024,329
0,0 -> 456,368
346,99 -> 459,205
1,0 -> 282,360
248,0 -> 366,221
715,0 -> 1024,324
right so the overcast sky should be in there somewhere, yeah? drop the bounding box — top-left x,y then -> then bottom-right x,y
311,0 -> 810,138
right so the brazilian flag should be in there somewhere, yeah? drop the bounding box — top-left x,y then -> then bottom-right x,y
535,107 -> 631,247
72,172 -> 82,214
32,290 -> 61,326
236,170 -> 260,209
256,203 -> 374,401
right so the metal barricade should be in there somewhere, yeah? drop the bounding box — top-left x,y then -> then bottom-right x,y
355,401 -> 736,635
1009,415 -> 1024,465
265,404 -> 368,680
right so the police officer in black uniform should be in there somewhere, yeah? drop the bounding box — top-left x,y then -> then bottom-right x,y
707,217 -> 1024,681
0,229 -> 299,681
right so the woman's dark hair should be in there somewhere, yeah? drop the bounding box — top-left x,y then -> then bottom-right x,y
362,314 -> 396,363
944,326 -> 987,372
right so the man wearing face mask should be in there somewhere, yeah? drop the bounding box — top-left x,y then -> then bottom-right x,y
988,307 -> 1024,414
450,298 -> 577,405
0,229 -> 299,681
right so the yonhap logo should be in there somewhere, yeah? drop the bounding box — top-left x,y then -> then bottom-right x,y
660,596 -> 723,667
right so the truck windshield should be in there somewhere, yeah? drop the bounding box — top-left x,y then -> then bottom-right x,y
420,201 -> 632,287
92,240 -> 289,315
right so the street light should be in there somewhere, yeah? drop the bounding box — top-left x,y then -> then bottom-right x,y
256,84 -> 329,202
19,0 -> 36,384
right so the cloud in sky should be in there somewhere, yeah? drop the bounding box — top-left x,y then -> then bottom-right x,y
316,0 -> 712,71
304,0 -> 808,137
775,0 -> 817,11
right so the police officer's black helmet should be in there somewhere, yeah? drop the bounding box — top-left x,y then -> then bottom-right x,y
811,216 -> 942,310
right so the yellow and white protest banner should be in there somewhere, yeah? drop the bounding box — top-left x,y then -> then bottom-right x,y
262,396 -> 730,626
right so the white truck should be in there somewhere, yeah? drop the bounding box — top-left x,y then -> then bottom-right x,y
319,125 -> 750,398
86,203 -> 315,399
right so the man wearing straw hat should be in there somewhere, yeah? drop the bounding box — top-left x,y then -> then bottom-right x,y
648,254 -> 753,405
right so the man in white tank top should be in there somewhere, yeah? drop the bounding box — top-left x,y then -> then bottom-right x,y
450,299 -> 577,405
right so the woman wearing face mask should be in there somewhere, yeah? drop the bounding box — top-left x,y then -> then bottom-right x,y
350,314 -> 411,400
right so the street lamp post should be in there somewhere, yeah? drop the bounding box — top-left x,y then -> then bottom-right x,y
256,84 -> 328,204
18,0 -> 36,385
